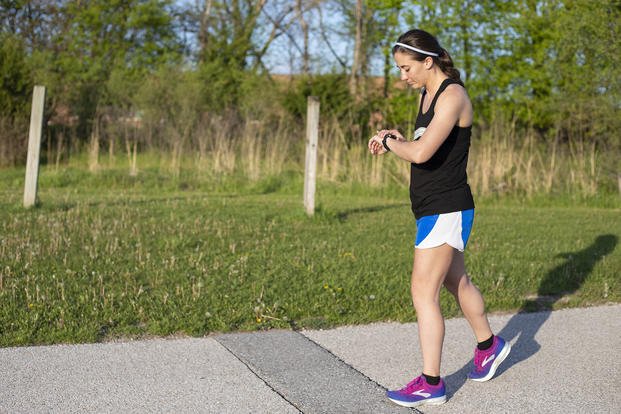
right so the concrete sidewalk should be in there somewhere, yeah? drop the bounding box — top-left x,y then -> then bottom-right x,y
1,304 -> 620,413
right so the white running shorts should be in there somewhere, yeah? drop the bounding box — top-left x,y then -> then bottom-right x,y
415,209 -> 475,252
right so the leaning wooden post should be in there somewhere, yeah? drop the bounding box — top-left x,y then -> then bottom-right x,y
304,96 -> 320,216
24,85 -> 46,208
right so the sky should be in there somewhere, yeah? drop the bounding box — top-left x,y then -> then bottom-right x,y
174,0 -> 388,76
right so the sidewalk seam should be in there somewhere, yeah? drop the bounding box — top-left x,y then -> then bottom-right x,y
214,337 -> 303,414
297,331 -> 423,414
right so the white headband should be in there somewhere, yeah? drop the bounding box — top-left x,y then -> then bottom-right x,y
394,42 -> 439,57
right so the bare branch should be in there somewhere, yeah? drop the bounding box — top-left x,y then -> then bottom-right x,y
318,5 -> 347,69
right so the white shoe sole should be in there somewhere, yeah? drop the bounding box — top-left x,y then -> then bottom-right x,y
470,341 -> 512,382
388,395 -> 447,408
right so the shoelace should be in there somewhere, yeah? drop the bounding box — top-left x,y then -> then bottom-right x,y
401,376 -> 423,392
473,349 -> 486,372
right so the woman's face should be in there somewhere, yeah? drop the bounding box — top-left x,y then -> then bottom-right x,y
394,51 -> 431,89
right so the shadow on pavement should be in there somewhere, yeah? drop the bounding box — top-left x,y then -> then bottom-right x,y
444,234 -> 618,398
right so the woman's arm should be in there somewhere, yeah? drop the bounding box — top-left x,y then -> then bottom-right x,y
370,85 -> 468,163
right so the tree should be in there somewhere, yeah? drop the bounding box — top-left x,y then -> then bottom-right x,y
182,0 -> 322,109
551,0 -> 620,142
0,33 -> 32,116
28,0 -> 181,140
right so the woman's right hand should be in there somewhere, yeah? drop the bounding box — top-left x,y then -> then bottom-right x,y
379,129 -> 406,141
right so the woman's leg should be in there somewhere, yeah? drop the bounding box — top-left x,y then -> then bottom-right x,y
442,250 -> 492,342
410,243 -> 455,376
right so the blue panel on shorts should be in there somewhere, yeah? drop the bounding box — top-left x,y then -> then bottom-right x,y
461,209 -> 475,248
415,214 -> 439,246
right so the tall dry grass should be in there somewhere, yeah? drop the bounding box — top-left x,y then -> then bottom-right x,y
311,115 -> 606,197
468,118 -> 602,197
8,109 -> 610,198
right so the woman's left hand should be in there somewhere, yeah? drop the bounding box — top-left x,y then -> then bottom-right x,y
369,129 -> 405,155
368,133 -> 387,155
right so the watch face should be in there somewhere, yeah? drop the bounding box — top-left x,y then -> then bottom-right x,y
413,127 -> 426,141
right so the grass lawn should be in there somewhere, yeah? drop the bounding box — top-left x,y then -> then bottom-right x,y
1,166 -> 619,346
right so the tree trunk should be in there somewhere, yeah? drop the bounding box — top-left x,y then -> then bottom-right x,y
297,0 -> 310,75
460,1 -> 472,83
358,4 -> 371,101
349,0 -> 363,102
198,0 -> 214,63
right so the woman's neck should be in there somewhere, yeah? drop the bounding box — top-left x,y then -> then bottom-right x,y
424,74 -> 449,97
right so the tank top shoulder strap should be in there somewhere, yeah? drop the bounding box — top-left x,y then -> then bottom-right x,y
417,87 -> 427,116
427,78 -> 459,114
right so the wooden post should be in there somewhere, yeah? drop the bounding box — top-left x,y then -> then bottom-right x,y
304,96 -> 320,216
24,85 -> 46,208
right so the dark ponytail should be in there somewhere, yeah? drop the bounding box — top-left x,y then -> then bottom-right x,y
437,48 -> 463,86
392,30 -> 464,87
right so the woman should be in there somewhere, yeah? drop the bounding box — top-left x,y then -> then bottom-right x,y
368,29 -> 511,408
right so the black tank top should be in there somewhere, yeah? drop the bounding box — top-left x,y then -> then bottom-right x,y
410,78 -> 475,219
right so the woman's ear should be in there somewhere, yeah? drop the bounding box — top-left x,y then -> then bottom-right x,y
424,56 -> 434,69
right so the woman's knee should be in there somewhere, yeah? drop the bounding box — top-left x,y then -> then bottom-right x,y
411,279 -> 441,307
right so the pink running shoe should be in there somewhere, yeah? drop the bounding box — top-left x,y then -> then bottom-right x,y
386,375 -> 447,407
468,335 -> 511,382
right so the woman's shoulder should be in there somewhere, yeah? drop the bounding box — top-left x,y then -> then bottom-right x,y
443,82 -> 468,97
437,83 -> 469,108
435,82 -> 473,125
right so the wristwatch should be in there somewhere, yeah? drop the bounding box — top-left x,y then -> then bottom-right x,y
382,134 -> 395,151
